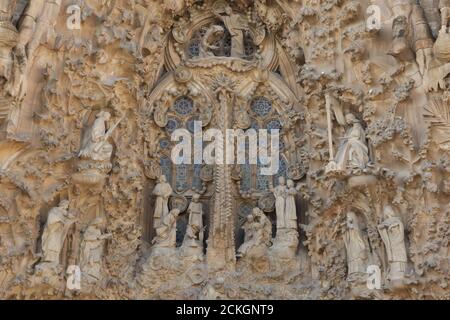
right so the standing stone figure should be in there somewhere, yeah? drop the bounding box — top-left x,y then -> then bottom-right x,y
388,0 -> 434,75
214,5 -> 247,57
271,176 -> 286,230
237,208 -> 272,258
41,200 -> 75,264
182,194 -> 204,249
79,217 -> 112,282
78,111 -> 113,162
335,114 -> 369,172
378,206 -> 408,281
152,175 -> 173,229
434,0 -> 450,62
284,179 -> 298,230
152,209 -> 180,248
343,211 -> 368,276
0,0 -> 46,97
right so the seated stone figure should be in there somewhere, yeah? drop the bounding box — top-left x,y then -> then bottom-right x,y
237,208 -> 272,258
334,114 -> 369,172
152,209 -> 180,248
78,111 -> 113,162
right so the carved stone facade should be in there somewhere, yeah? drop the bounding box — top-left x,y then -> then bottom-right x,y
1,0 -> 450,300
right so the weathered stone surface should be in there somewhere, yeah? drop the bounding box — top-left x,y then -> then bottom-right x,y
1,0 -> 450,300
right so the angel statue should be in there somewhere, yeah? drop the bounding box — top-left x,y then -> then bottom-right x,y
325,93 -> 369,173
213,5 -> 248,58
334,113 -> 369,172
79,112 -> 124,162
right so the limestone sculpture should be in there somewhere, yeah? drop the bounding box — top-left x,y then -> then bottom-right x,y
237,208 -> 272,258
182,194 -> 204,252
152,208 -> 180,248
334,114 -> 370,172
152,175 -> 173,229
343,212 -> 368,277
79,217 -> 112,283
272,176 -> 286,230
78,111 -> 114,162
41,200 -> 75,264
213,5 -> 247,58
2,0 -> 450,300
378,206 -> 408,282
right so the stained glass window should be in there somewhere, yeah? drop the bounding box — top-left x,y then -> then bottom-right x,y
186,117 -> 197,133
256,158 -> 270,191
160,156 -> 172,183
256,172 -> 270,190
159,138 -> 170,150
238,97 -> 289,192
251,97 -> 272,117
266,119 -> 282,131
240,164 -> 252,192
188,40 -> 200,58
275,157 -> 287,185
165,117 -> 179,134
175,164 -> 188,192
174,96 -> 194,116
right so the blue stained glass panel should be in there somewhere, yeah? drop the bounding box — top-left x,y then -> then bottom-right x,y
274,157 -> 287,185
188,40 -> 200,57
240,164 -> 252,192
175,164 -> 188,192
159,138 -> 170,149
251,97 -> 272,117
266,119 -> 282,131
165,118 -> 179,134
174,97 -> 194,116
160,156 -> 172,184
256,158 -> 269,191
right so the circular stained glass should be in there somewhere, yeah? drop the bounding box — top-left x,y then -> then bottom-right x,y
174,97 -> 194,116
266,119 -> 282,131
188,40 -> 200,58
165,118 -> 179,134
159,138 -> 171,149
251,97 -> 272,117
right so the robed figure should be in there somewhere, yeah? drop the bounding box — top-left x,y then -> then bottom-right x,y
237,208 -> 272,258
152,175 -> 173,229
378,206 -> 408,281
335,113 -> 369,171
79,217 -> 112,282
182,194 -> 204,248
214,5 -> 247,57
272,176 -> 287,230
284,179 -> 298,230
41,200 -> 75,263
152,209 -> 180,248
78,111 -> 113,162
343,211 -> 368,276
